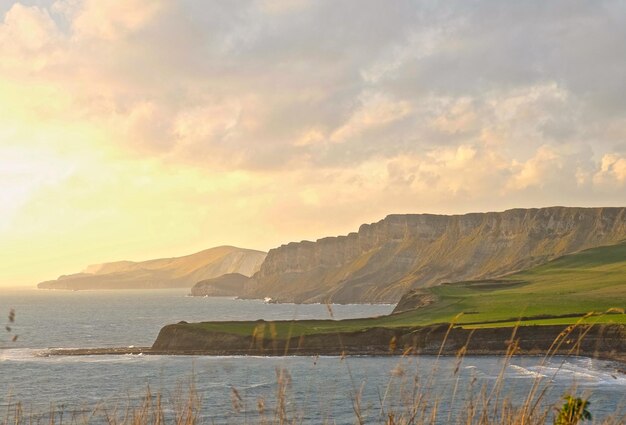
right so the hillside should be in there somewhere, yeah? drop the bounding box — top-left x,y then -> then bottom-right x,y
243,207 -> 626,303
190,273 -> 250,297
149,242 -> 626,358
154,241 -> 626,339
38,246 -> 266,290
389,241 -> 626,325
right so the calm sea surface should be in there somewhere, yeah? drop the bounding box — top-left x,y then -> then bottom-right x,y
0,289 -> 624,424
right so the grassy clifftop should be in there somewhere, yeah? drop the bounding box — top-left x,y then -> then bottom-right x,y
391,240 -> 626,324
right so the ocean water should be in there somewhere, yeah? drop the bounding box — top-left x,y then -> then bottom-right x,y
0,289 -> 624,424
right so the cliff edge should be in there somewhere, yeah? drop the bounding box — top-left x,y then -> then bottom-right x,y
243,207 -> 626,303
150,322 -> 625,362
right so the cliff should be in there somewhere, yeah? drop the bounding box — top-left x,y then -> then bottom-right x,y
38,246 -> 266,290
150,322 -> 625,362
190,273 -> 249,297
243,207 -> 626,303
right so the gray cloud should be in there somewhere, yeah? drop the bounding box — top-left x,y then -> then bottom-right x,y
4,0 -> 626,288
2,0 -> 625,188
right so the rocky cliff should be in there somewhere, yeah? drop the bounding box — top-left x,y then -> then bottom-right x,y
46,322 -> 626,363
243,207 -> 626,303
38,246 -> 266,290
150,322 -> 625,362
190,273 -> 250,297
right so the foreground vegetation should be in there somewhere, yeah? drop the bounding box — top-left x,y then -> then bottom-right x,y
187,242 -> 626,338
5,389 -> 618,425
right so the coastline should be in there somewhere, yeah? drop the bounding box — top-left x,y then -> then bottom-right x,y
41,347 -> 626,366
42,323 -> 626,364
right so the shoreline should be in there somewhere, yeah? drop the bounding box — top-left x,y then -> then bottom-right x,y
40,346 -> 626,366
35,287 -> 397,306
154,323 -> 626,363
41,323 -> 626,365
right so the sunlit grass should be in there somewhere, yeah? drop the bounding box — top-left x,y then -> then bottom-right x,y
461,313 -> 626,329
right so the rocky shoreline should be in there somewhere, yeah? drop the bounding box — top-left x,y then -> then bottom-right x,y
44,323 -> 626,364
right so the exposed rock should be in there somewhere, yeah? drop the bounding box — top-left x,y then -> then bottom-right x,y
392,289 -> 439,314
190,273 -> 250,297
243,207 -> 626,303
150,322 -> 625,362
38,246 -> 266,290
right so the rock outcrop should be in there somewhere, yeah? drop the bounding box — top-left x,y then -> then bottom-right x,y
190,273 -> 250,297
242,207 -> 626,303
392,288 -> 440,314
38,246 -> 266,290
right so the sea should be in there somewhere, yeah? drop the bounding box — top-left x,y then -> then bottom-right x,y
0,289 -> 624,424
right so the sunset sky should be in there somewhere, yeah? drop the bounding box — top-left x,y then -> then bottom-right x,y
1,0 -> 625,287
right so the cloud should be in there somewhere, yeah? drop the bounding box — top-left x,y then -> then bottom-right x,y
0,3 -> 56,50
429,97 -> 478,135
595,153 -> 626,186
2,0 -> 626,285
3,0 -> 625,169
257,0 -> 311,15
2,0 -> 625,172
0,3 -> 61,72
62,0 -> 168,40
507,146 -> 563,191
330,92 -> 411,144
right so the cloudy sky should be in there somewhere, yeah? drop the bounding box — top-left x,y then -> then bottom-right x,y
1,0 -> 625,286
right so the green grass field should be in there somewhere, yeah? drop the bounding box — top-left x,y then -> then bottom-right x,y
189,242 -> 626,338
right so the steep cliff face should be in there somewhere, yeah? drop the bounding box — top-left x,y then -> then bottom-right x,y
151,322 -> 625,361
244,207 -> 626,303
190,273 -> 250,297
38,246 -> 266,290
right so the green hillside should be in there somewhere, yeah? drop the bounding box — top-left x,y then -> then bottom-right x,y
389,240 -> 626,328
189,242 -> 626,337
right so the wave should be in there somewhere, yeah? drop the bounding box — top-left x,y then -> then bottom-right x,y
244,381 -> 274,390
508,364 -> 547,378
519,359 -> 626,386
0,348 -> 40,362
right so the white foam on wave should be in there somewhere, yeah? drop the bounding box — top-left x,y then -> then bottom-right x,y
562,361 -> 626,385
508,364 -> 547,378
0,348 -> 40,362
536,365 -> 598,381
0,348 -> 168,364
523,359 -> 626,386
243,381 -> 273,390
73,353 -> 166,363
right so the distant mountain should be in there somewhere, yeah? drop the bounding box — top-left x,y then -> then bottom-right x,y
38,246 -> 266,290
242,207 -> 626,303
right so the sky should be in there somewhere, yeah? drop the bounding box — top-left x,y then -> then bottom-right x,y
1,0 -> 625,287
